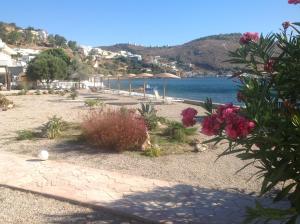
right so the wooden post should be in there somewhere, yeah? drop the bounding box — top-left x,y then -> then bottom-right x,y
5,66 -> 11,91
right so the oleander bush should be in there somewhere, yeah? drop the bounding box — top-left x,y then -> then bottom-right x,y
81,109 -> 148,152
181,3 -> 300,222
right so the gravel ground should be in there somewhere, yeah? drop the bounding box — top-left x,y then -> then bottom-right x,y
1,91 -> 262,194
0,186 -> 140,224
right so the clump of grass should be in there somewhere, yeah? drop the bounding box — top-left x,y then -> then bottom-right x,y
35,89 -> 41,95
0,94 -> 13,110
17,89 -> 28,95
47,88 -> 54,94
69,88 -> 78,100
142,145 -> 161,157
164,121 -> 197,143
43,116 -> 66,139
84,98 -> 104,108
16,130 -> 37,140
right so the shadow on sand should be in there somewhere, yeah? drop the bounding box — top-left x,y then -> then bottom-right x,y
42,184 -> 280,224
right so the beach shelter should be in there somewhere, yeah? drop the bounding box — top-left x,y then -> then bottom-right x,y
155,73 -> 180,99
138,72 -> 153,98
125,73 -> 136,95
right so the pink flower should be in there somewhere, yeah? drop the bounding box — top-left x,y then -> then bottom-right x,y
181,107 -> 198,127
201,114 -> 222,136
216,103 -> 240,122
225,114 -> 255,140
288,0 -> 300,4
264,59 -> 275,73
282,21 -> 291,30
239,32 -> 260,45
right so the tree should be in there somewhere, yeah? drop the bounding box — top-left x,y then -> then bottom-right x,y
41,48 -> 70,65
68,56 -> 93,81
26,54 -> 68,86
24,29 -> 34,44
67,40 -> 77,51
6,31 -> 22,45
47,34 -> 56,47
54,34 -> 67,47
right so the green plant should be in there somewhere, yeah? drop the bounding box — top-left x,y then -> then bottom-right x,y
43,116 -> 66,139
35,89 -> 41,95
47,88 -> 54,94
17,89 -> 28,95
142,145 -> 161,157
84,98 -> 104,108
16,130 -> 36,140
164,121 -> 197,142
0,94 -> 13,109
138,102 -> 159,130
69,88 -> 78,100
181,14 -> 300,223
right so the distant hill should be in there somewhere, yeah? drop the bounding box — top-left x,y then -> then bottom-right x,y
100,33 -> 242,73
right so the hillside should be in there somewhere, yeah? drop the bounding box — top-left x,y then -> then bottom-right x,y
100,33 -> 242,73
1,20 -> 242,75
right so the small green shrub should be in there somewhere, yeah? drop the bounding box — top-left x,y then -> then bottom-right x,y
0,94 -> 13,109
84,98 -> 104,108
35,89 -> 41,95
16,130 -> 36,140
142,145 -> 161,157
69,88 -> 78,100
43,116 -> 66,139
17,89 -> 28,95
164,121 -> 197,142
138,102 -> 158,130
47,88 -> 54,94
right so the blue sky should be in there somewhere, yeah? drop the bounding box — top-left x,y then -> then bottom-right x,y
1,0 -> 299,46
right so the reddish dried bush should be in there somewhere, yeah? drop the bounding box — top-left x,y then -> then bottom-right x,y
81,109 -> 148,152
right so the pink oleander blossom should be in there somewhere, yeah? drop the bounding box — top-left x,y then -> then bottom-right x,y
181,107 -> 198,127
201,114 -> 222,136
225,114 -> 255,140
216,103 -> 240,122
282,21 -> 291,30
264,59 -> 275,73
288,0 -> 300,4
239,32 -> 260,45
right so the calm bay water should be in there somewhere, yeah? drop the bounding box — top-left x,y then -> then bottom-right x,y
107,77 -> 240,104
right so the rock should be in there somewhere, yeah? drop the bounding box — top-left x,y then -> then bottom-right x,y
195,143 -> 208,152
7,104 -> 14,109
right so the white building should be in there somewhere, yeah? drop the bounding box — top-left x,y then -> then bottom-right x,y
0,39 -> 17,66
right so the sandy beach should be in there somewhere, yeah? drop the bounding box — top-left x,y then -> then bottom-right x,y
0,89 -> 261,194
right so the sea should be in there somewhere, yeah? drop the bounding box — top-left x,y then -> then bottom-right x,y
106,77 -> 240,105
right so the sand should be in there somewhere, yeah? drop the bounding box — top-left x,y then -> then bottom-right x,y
0,90 -> 261,194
